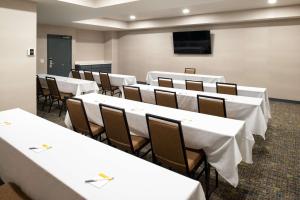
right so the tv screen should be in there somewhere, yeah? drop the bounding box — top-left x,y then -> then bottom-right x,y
173,30 -> 211,54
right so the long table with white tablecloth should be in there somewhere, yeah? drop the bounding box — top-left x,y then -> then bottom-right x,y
146,71 -> 225,84
38,74 -> 99,96
69,71 -> 137,88
0,108 -> 205,200
131,84 -> 269,139
65,93 -> 251,187
150,79 -> 271,118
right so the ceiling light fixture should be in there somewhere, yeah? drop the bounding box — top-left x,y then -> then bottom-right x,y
268,0 -> 277,4
129,15 -> 136,20
182,8 -> 190,15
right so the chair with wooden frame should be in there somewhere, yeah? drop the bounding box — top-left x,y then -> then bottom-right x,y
158,77 -> 174,88
154,89 -> 178,109
185,80 -> 204,92
100,72 -> 120,97
122,85 -> 143,102
146,114 -> 217,199
83,71 -> 94,81
66,98 -> 105,141
99,104 -> 150,157
197,95 -> 227,118
36,75 -> 50,110
46,77 -> 73,117
71,69 -> 81,79
216,82 -> 238,95
184,67 -> 196,74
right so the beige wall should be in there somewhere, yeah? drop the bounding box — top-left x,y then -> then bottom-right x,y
37,25 -> 105,74
0,0 -> 37,113
117,20 -> 300,101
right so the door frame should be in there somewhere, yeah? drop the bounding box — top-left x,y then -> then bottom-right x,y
47,34 -> 72,75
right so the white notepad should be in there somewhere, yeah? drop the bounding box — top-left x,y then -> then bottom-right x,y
29,144 -> 52,153
85,172 -> 113,189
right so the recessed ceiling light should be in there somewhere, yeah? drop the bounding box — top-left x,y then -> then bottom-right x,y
182,8 -> 190,15
129,15 -> 136,20
268,0 -> 277,4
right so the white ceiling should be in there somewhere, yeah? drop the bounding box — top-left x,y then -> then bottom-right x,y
35,0 -> 300,30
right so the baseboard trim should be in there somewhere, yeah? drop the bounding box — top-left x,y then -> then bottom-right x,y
269,98 -> 300,104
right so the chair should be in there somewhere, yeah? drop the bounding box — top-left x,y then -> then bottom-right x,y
0,183 -> 31,200
146,114 -> 216,199
185,68 -> 196,74
197,95 -> 227,117
66,98 -> 105,140
100,73 -> 120,97
154,89 -> 178,109
216,82 -> 238,95
185,80 -> 204,91
84,71 -> 94,81
123,85 -> 143,102
158,77 -> 173,88
46,77 -> 73,117
99,104 -> 150,157
36,75 -> 50,110
71,69 -> 81,79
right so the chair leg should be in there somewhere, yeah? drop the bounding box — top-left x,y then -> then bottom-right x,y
42,96 -> 47,111
48,98 -> 53,113
205,159 -> 210,199
59,100 -> 64,117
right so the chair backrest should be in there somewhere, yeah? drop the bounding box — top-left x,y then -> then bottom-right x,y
100,72 -> 112,91
84,71 -> 94,81
185,80 -> 204,91
197,95 -> 227,117
99,104 -> 133,152
216,82 -> 238,95
46,77 -> 61,99
184,68 -> 196,74
146,114 -> 189,173
71,70 -> 81,79
66,98 -> 92,135
154,89 -> 178,109
123,85 -> 143,102
36,75 -> 43,95
158,77 -> 174,88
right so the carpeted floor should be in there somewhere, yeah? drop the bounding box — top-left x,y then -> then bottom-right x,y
36,99 -> 300,200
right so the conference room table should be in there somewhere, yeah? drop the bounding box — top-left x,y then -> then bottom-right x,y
151,79 -> 271,118
0,108 -> 205,200
65,93 -> 252,187
69,71 -> 137,89
38,74 -> 99,96
146,71 -> 226,84
131,84 -> 269,140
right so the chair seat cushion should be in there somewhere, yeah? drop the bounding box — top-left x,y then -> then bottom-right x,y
131,135 -> 148,151
89,122 -> 105,136
0,183 -> 29,200
186,149 -> 205,171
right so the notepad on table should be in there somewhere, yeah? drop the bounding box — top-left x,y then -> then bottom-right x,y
0,121 -> 12,126
29,144 -> 52,153
85,172 -> 114,189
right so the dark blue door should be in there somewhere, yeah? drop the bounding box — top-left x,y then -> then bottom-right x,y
47,34 -> 72,77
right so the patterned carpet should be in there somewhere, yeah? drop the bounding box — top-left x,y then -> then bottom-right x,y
36,99 -> 300,200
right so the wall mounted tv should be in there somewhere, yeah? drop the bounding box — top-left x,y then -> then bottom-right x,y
173,30 -> 212,54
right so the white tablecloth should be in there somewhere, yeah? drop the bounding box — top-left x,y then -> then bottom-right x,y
133,84 -> 268,140
38,74 -> 99,96
151,79 -> 271,119
65,93 -> 251,187
69,71 -> 137,87
0,108 -> 205,200
146,71 -> 226,84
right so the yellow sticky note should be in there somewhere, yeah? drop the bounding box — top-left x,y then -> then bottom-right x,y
42,144 -> 51,150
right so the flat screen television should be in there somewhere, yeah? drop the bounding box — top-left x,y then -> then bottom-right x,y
173,30 -> 211,54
